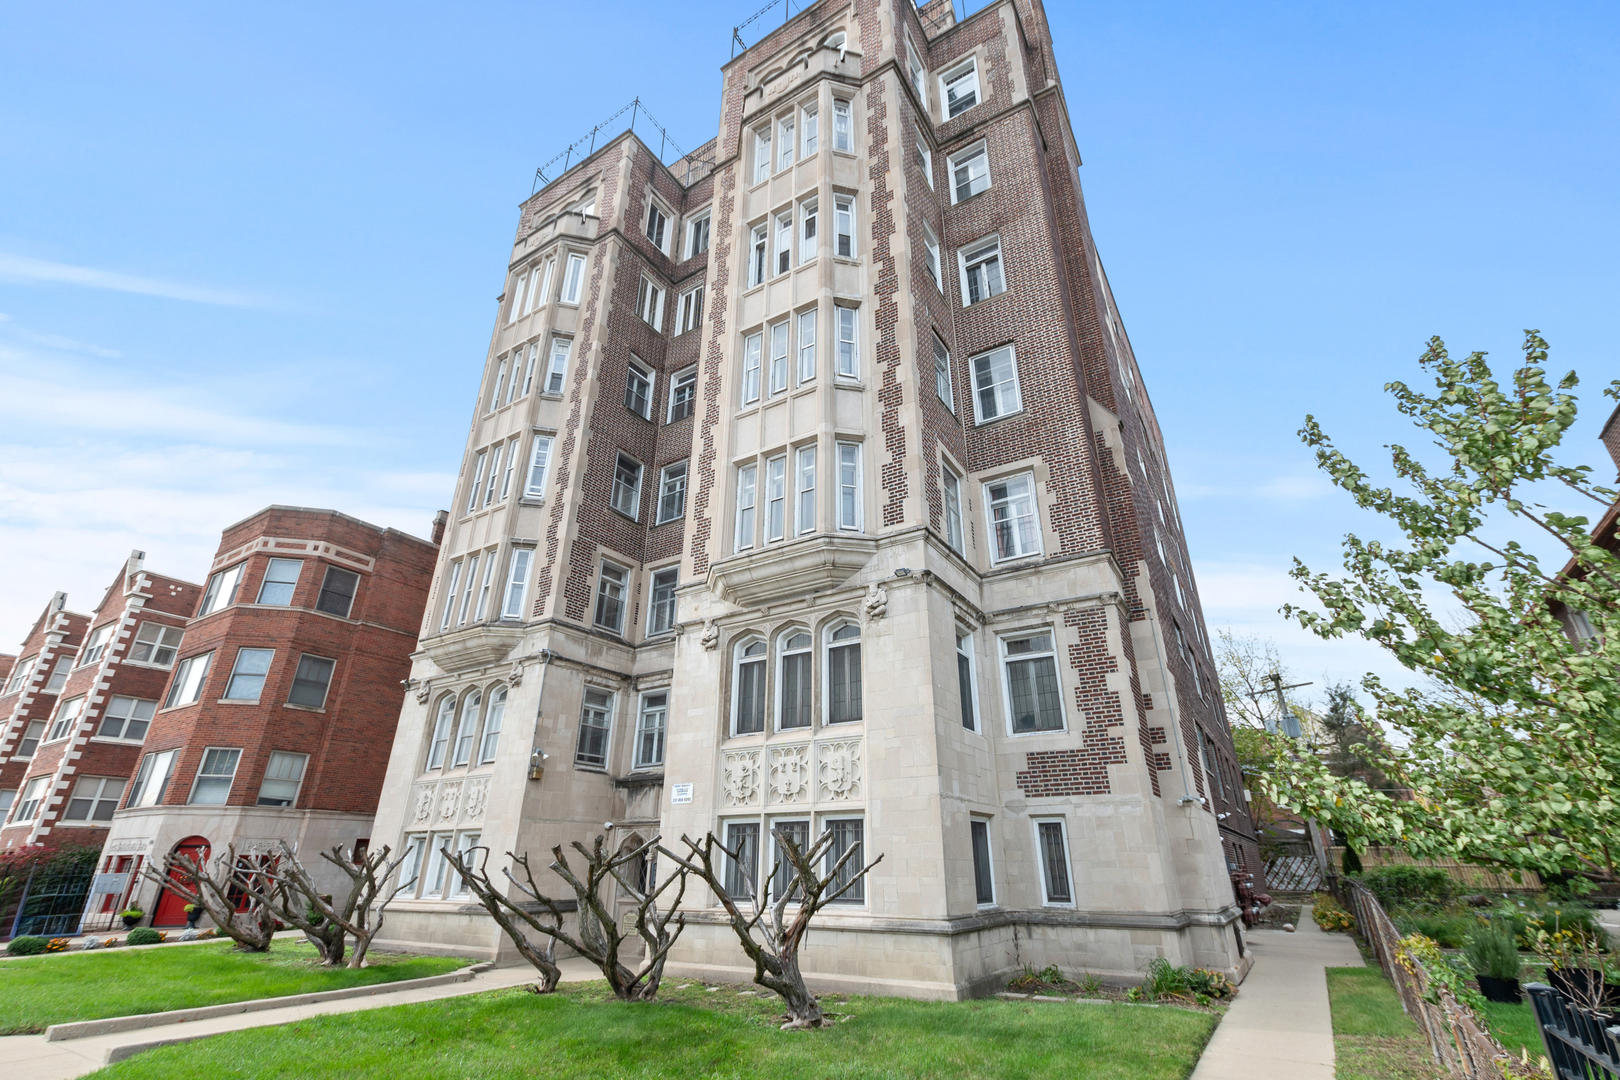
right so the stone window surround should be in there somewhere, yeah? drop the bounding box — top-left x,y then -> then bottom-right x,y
719,612 -> 865,743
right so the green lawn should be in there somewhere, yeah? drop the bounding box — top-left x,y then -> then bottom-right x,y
1479,999 -> 1543,1059
88,980 -> 1219,1080
0,941 -> 465,1034
1326,966 -> 1443,1080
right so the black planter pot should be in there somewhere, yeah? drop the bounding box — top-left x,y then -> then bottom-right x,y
1477,976 -> 1521,1004
120,915 -> 140,929
185,912 -> 201,928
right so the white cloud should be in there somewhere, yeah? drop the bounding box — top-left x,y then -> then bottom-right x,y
0,314 -> 122,358
0,252 -> 272,308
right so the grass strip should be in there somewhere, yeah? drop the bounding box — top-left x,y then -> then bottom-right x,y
1327,966 -> 1444,1080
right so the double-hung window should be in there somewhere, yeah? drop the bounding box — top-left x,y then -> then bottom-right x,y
1003,630 -> 1064,733
765,455 -> 787,542
960,238 -> 1006,304
438,562 -> 462,633
686,212 -> 711,258
987,473 -> 1041,561
943,465 -> 966,553
779,631 -> 812,729
950,144 -> 990,202
525,435 -> 554,497
645,201 -> 668,253
165,652 -> 213,708
288,655 -> 335,708
795,446 -> 816,534
657,462 -> 688,523
957,631 -> 978,730
777,116 -> 795,170
457,553 -> 481,625
749,225 -> 768,287
560,253 -> 586,304
801,102 -> 819,154
576,688 -> 612,768
501,548 -> 533,619
943,60 -> 980,117
488,357 -> 508,412
473,553 -> 497,620
1035,818 -> 1074,904
48,695 -> 85,741
127,748 -> 178,807
753,128 -> 771,184
635,692 -> 667,768
933,337 -> 953,407
768,321 -> 789,395
224,648 -> 273,702
611,454 -> 643,519
257,751 -> 309,806
836,442 -> 861,531
741,331 -> 763,404
506,270 -> 526,324
483,442 -> 505,507
635,277 -> 664,329
80,624 -> 112,666
970,819 -> 994,904
826,623 -> 862,723
799,199 -> 818,262
833,196 -> 855,257
64,776 -> 125,822
835,306 -> 858,378
906,43 -> 927,109
917,136 -> 933,187
824,818 -> 865,901
317,567 -> 360,617
531,260 -> 554,313
480,687 -> 506,762
923,224 -> 942,288
647,567 -> 679,635
668,368 -> 697,422
198,564 -> 244,616
44,656 -> 68,693
725,821 -> 760,899
257,558 -> 301,605
971,345 -> 1022,422
189,747 -> 241,805
100,696 -> 155,741
678,286 -> 704,334
14,777 -> 49,821
625,361 -> 654,419
130,622 -> 183,665
545,337 -> 571,394
6,656 -> 35,693
735,464 -> 758,550
452,691 -> 480,767
774,211 -> 793,275
771,820 -> 810,901
733,640 -> 766,734
427,696 -> 455,769
594,563 -> 628,632
466,451 -> 488,515
796,309 -> 817,383
17,720 -> 45,758
833,99 -> 852,152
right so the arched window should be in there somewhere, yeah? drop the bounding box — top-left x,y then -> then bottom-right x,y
480,687 -> 506,763
825,622 -> 862,724
778,630 -> 813,729
452,690 -> 481,767
733,639 -> 767,735
427,695 -> 456,770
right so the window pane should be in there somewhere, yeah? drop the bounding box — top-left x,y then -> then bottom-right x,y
971,820 -> 994,904
225,648 -> 274,702
288,655 -> 335,708
636,693 -> 667,767
1039,821 -> 1072,902
780,650 -> 811,728
771,819 -> 810,900
481,688 -> 506,762
648,568 -> 679,635
824,819 -> 864,902
576,689 -> 612,767
594,564 -> 626,631
725,822 -> 760,899
736,657 -> 765,733
957,644 -> 976,730
827,638 -> 862,723
316,567 -> 360,617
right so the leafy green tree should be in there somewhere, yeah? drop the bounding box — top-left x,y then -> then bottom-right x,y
1260,331 -> 1620,883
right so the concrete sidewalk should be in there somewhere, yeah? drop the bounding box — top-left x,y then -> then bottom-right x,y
7,957 -> 601,1080
1190,909 -> 1364,1080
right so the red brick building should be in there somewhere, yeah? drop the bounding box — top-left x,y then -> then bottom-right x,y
98,506 -> 438,927
0,593 -> 91,835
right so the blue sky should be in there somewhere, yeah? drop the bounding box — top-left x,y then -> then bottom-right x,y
2,1 -> 1616,705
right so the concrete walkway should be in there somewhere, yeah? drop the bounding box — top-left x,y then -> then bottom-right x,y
1190,909 -> 1364,1080
7,957 -> 601,1080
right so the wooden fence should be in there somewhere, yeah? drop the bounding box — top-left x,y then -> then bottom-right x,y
1345,880 -> 1532,1078
1334,847 -> 1543,893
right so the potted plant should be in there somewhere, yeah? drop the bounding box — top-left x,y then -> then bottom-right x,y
119,908 -> 144,929
1463,923 -> 1522,1003
183,903 -> 202,928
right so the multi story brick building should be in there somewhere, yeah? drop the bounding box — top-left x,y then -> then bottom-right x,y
370,0 -> 1258,995
88,507 -> 439,928
1,592 -> 92,836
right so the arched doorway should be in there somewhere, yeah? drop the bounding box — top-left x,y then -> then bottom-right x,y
152,835 -> 209,927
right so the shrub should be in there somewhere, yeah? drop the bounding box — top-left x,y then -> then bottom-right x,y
125,927 -> 163,946
1395,912 -> 1476,949
1463,923 -> 1522,980
1313,893 -> 1356,932
5,935 -> 47,956
1185,967 -> 1235,1000
1357,866 -> 1454,909
118,908 -> 144,920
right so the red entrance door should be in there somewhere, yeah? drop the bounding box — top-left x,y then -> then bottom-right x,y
152,836 -> 210,926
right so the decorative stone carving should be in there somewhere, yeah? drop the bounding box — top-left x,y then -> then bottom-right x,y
509,661 -> 524,686
412,784 -> 436,825
462,777 -> 489,821
437,780 -> 462,822
768,744 -> 811,804
701,620 -> 720,651
863,583 -> 888,620
414,678 -> 431,705
722,750 -> 762,806
817,739 -> 863,802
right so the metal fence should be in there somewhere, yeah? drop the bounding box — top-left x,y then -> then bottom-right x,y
1527,983 -> 1620,1079
1345,880 -> 1527,1078
9,857 -> 97,938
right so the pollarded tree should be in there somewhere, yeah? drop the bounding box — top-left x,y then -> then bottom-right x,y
141,845 -> 279,951
1262,331 -> 1620,884
661,828 -> 882,1029
231,841 -> 411,968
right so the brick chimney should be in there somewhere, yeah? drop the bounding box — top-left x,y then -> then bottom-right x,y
1602,405 -> 1620,483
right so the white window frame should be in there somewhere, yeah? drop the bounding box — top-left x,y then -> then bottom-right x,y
635,277 -> 665,330
796,307 -> 817,384
657,461 -> 689,524
735,464 -> 758,551
795,445 -> 816,535
499,435 -> 521,501
832,98 -> 853,152
917,135 -> 933,187
1033,817 -> 1075,905
799,198 -> 818,263
465,451 -> 488,515
765,454 -> 787,543
223,647 -> 274,703
749,224 -> 768,287
768,320 -> 789,395
545,336 -> 571,394
959,236 -> 1006,306
753,128 -> 772,184
970,344 -> 1022,423
686,211 -> 711,259
611,454 -> 643,519
452,689 -> 481,768
833,195 -> 855,258
524,435 -> 554,498
576,687 -> 614,769
774,210 -> 793,276
438,561 -> 463,633
941,59 -> 981,119
473,550 -> 497,620
531,260 -> 554,313
98,695 -> 155,741
647,566 -> 679,636
288,653 -> 336,709
956,629 -> 980,732
506,269 -> 526,325
483,442 -> 505,508
1000,629 -> 1066,735
165,651 -> 213,709
560,253 -> 586,304
933,336 -> 953,408
949,142 -> 990,203
943,464 -> 966,554
6,656 -> 36,694
985,471 -> 1042,562
127,748 -> 178,808
905,40 -> 927,111
741,331 -> 763,405
257,750 -> 309,807
188,746 -> 242,806
634,691 -> 667,769
836,442 -> 862,532
923,223 -> 942,288
47,695 -> 85,742
835,305 -> 859,379
63,775 -> 126,823
667,367 -> 697,422
130,621 -> 183,666
16,720 -> 45,758
457,552 -> 480,625
645,199 -> 670,254
480,687 -> 506,763
731,637 -> 768,736
777,114 -> 795,171
501,547 -> 533,620
198,563 -> 244,617
594,562 -> 629,633
427,694 -> 455,770
14,776 -> 49,822
625,359 -> 654,419
677,285 -> 704,334
488,356 -> 508,412
79,624 -> 113,667
801,101 -> 819,155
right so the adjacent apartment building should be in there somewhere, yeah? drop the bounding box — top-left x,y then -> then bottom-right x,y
370,0 -> 1258,996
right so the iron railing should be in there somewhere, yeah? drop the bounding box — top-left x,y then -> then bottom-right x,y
532,99 -> 706,193
1528,983 -> 1620,1080
10,857 -> 97,938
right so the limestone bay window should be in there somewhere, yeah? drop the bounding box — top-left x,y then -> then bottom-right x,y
426,694 -> 455,770
480,687 -> 506,763
451,689 -> 481,767
824,622 -> 862,725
